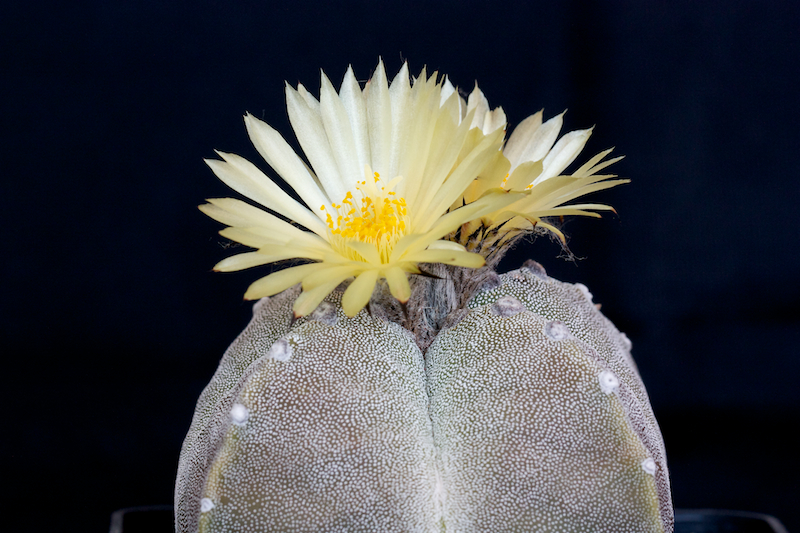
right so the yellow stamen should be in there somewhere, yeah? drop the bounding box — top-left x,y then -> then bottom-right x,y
325,181 -> 409,262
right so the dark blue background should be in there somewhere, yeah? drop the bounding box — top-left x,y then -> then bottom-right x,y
2,1 -> 798,531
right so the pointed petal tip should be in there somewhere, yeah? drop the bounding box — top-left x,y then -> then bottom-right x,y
319,68 -> 333,86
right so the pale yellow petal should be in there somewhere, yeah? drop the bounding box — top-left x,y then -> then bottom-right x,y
503,110 -> 543,166
341,269 -> 380,316
338,65 -> 371,172
439,76 -> 457,107
577,154 -> 625,178
388,233 -> 431,264
319,71 -> 362,191
293,272 -> 353,317
425,189 -> 523,240
212,252 -> 274,272
219,227 -> 329,253
426,240 -> 467,252
394,191 -> 521,262
403,249 -> 485,268
296,82 -> 320,110
571,148 -> 622,177
466,83 -> 490,130
302,264 -> 362,291
534,128 -> 593,185
557,203 -> 617,212
458,149 -> 511,205
365,59 -> 392,174
512,111 -> 564,168
504,160 -> 543,190
383,265 -> 410,303
533,178 -> 630,208
213,250 -> 324,272
483,106 -> 507,133
494,208 -> 601,222
205,153 -> 327,237
344,240 -> 382,265
417,128 -> 505,229
218,227 -> 289,248
285,83 -> 348,203
200,198 -> 317,243
405,101 -> 472,213
387,62 -> 412,178
243,263 -> 328,300
439,87 -> 463,128
397,73 -> 441,205
243,113 -> 331,214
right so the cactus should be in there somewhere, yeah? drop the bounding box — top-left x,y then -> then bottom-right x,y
178,61 -> 673,532
175,262 -> 672,532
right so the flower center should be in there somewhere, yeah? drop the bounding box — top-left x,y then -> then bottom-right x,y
320,172 -> 408,261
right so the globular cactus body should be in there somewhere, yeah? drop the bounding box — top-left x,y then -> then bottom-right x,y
176,262 -> 672,532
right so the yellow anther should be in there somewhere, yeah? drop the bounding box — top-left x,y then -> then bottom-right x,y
325,185 -> 409,252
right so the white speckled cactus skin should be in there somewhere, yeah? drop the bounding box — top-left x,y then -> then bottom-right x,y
176,261 -> 673,532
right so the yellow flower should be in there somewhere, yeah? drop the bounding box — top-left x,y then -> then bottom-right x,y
201,61 -> 524,317
450,86 -> 628,249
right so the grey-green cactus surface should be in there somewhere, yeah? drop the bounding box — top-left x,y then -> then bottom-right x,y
176,262 -> 673,532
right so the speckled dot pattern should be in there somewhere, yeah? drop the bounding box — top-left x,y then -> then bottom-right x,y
176,265 -> 673,532
175,286 -> 299,533
469,264 -> 672,531
199,293 -> 436,532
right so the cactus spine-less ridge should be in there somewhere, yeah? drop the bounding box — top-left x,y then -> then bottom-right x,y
176,261 -> 673,532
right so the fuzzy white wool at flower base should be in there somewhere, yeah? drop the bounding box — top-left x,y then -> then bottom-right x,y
176,61 -> 673,532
